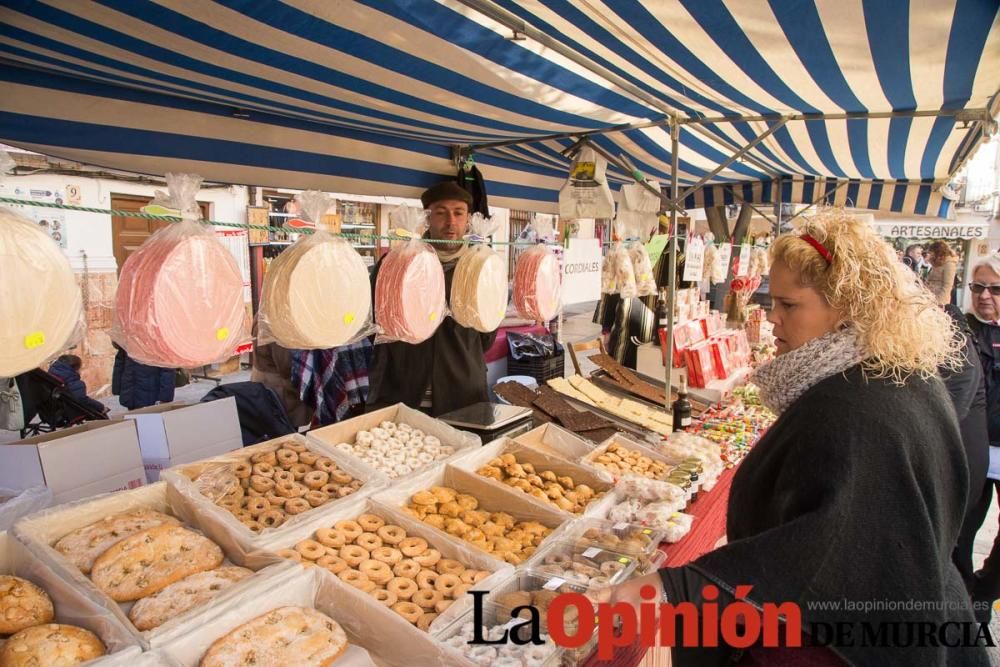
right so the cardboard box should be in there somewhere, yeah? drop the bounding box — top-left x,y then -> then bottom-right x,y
121,398 -> 242,482
0,421 -> 146,504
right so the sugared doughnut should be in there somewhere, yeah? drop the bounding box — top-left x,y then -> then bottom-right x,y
289,463 -> 310,480
259,509 -> 285,529
295,539 -> 326,561
371,547 -> 403,565
304,490 -> 329,508
284,498 -> 310,515
412,588 -> 441,610
340,545 -> 369,568
394,559 -> 421,579
303,470 -> 329,489
371,588 -> 397,608
276,548 -> 301,562
387,577 -> 418,600
435,573 -> 461,596
315,457 -> 337,473
355,533 -> 383,551
399,537 -> 428,557
436,559 -> 465,576
358,514 -> 385,532
412,549 -> 441,568
339,569 -> 375,592
415,570 -> 438,590
378,525 -> 406,545
392,601 -> 422,624
359,560 -> 393,585
335,520 -> 364,542
276,448 -> 299,466
316,528 -> 346,548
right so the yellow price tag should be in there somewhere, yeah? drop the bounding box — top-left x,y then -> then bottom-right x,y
618,556 -> 631,564
641,273 -> 649,281
343,313 -> 356,325
642,529 -> 653,535
429,312 -> 438,322
215,327 -> 230,341
23,331 -> 45,349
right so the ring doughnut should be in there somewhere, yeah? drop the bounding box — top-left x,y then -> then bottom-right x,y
377,525 -> 406,545
387,577 -> 418,600
259,510 -> 285,529
316,528 -> 347,548
435,573 -> 461,596
399,537 -> 428,557
452,583 -> 473,599
276,481 -> 304,498
358,514 -> 385,532
412,549 -> 441,567
246,497 -> 270,517
412,589 -> 441,610
339,569 -> 375,592
289,463 -> 310,480
545,554 -> 571,566
436,559 -> 465,576
336,486 -> 357,499
273,470 -> 295,485
298,451 -> 319,466
391,601 -> 422,624
264,492 -> 287,508
371,547 -> 403,565
359,560 -> 393,585
335,520 -> 364,542
320,556 -> 348,575
330,470 -> 354,485
355,432 -> 374,445
340,545 -> 369,568
295,539 -> 326,561
394,559 -> 421,579
315,457 -> 337,473
233,462 -> 252,479
276,448 -> 299,466
276,548 -> 301,562
283,440 -> 307,453
250,451 -> 278,466
417,612 -> 439,632
320,483 -> 340,497
235,510 -> 253,522
303,470 -> 329,489
355,533 -> 383,551
249,475 -> 275,493
243,520 -> 262,532
370,589 -> 397,608
251,462 -> 275,478
284,498 -> 310,515
461,570 -> 479,585
305,490 -> 329,508
240,477 -> 251,489
434,598 -> 453,614
415,570 -> 438,590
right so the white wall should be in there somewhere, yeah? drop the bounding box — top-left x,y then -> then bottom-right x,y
0,173 -> 248,273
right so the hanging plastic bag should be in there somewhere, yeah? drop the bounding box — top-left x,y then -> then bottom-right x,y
558,146 -> 615,220
374,205 -> 447,344
601,246 -> 619,295
617,181 -> 661,242
0,152 -> 83,377
614,243 -> 637,299
451,213 -> 508,333
702,234 -> 717,282
258,191 -> 373,349
629,241 -> 657,297
749,245 -> 770,277
112,173 -> 249,367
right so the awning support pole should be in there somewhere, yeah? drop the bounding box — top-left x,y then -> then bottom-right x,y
665,119 -> 681,411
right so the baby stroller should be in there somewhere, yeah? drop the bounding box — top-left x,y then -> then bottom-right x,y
200,382 -> 295,446
15,369 -> 109,438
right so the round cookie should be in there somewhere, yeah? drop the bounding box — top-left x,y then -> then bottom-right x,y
0,576 -> 54,634
0,623 -> 105,666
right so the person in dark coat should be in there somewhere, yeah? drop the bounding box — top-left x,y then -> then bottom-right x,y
366,182 -> 497,416
600,215 -> 988,666
962,253 -> 1000,619
111,343 -> 175,410
47,354 -> 108,415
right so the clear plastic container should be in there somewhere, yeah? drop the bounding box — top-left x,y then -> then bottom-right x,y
525,540 -> 639,588
433,599 -> 564,666
557,518 -> 667,557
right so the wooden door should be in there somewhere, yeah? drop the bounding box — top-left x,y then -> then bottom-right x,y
111,195 -> 210,273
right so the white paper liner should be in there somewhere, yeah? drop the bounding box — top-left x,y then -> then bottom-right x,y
11,483 -> 294,647
512,424 -> 605,475
161,434 -> 387,564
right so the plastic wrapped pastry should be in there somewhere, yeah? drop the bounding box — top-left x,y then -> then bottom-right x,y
605,243 -> 636,299
629,241 -> 657,297
513,244 -> 561,322
703,242 -> 718,282
749,245 -> 770,277
112,173 -> 247,367
258,191 -> 372,348
375,206 -> 447,344
450,214 -> 508,332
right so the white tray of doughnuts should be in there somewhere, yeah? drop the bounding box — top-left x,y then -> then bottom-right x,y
0,531 -> 142,666
373,464 -> 570,569
11,483 -> 294,648
448,438 -> 617,519
258,491 -> 514,636
161,433 -> 387,563
151,564 -> 463,667
307,403 -> 481,482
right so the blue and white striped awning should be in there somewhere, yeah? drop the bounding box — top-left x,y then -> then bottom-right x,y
0,1 -> 996,216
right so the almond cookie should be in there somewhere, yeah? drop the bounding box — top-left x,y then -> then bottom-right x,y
0,576 -> 54,634
53,509 -> 181,574
200,606 -> 346,667
91,525 -> 224,602
0,623 -> 105,666
127,566 -> 253,631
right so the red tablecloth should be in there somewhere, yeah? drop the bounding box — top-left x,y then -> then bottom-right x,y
580,467 -> 738,667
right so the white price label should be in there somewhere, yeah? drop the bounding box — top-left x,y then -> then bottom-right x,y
612,522 -> 629,531
736,244 -> 751,277
543,577 -> 565,591
682,236 -> 705,282
582,547 -> 602,559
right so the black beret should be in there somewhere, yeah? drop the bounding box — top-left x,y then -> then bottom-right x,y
420,181 -> 473,209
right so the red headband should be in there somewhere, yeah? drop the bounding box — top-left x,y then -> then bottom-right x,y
800,233 -> 833,265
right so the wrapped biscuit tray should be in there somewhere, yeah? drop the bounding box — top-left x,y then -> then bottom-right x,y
448,438 -> 616,519
161,433 -> 386,563
584,433 -> 683,484
372,464 -> 571,566
307,403 -> 481,483
524,539 -> 640,587
433,599 -> 564,667
512,423 -> 602,468
11,482 -> 294,648
557,517 -> 668,558
151,564 -> 462,667
0,531 -> 141,666
250,490 -> 514,633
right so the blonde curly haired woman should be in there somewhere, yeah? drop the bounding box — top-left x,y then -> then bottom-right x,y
603,214 -> 987,666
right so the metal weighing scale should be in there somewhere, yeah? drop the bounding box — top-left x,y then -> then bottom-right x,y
437,402 -> 534,443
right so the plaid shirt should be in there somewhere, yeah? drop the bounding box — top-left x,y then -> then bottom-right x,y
291,340 -> 373,426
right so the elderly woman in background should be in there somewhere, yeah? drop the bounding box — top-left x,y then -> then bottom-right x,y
604,214 -> 986,666
926,240 -> 959,305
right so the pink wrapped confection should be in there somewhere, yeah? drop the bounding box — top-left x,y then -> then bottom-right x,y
513,245 -> 561,322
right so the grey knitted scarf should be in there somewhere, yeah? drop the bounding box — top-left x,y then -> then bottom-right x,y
751,328 -> 863,415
